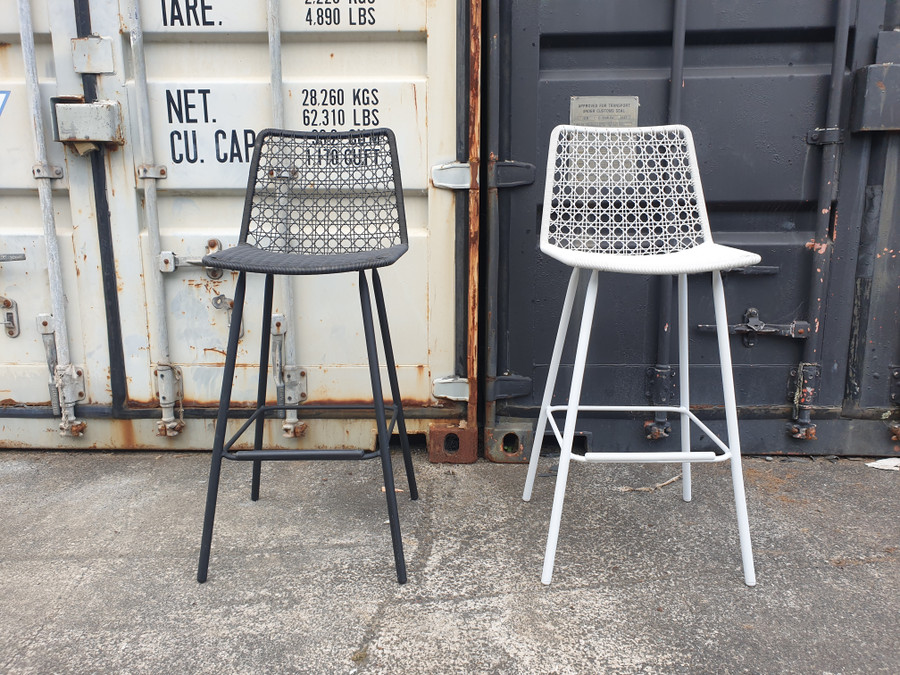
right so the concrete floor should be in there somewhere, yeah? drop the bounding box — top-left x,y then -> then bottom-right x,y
0,449 -> 897,674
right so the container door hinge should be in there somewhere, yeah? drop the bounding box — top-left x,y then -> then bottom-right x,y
281,366 -> 309,437
431,160 -> 536,190
138,165 -> 168,179
890,366 -> 900,406
2,253 -> 26,337
889,366 -> 900,441
431,162 -> 477,190
1,296 -> 20,337
282,366 -> 308,407
890,357 -> 900,440
488,160 -> 536,189
271,318 -> 310,407
270,314 -> 308,436
485,374 -> 532,401
698,308 -> 810,347
36,316 -> 85,435
787,363 -> 821,440
432,376 -> 469,401
62,370 -> 83,405
37,314 -> 61,414
155,365 -> 185,437
55,364 -> 87,437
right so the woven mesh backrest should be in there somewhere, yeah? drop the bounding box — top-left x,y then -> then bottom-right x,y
543,125 -> 708,256
242,129 -> 405,254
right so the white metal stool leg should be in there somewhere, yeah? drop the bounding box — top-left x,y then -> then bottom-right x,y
541,269 -> 599,585
712,271 -> 757,587
524,267 -> 582,502
677,273 -> 692,502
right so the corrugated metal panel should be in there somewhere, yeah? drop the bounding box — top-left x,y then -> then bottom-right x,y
0,0 -> 465,449
485,0 -> 900,457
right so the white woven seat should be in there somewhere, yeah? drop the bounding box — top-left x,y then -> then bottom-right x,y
523,124 -> 758,587
549,240 -> 759,276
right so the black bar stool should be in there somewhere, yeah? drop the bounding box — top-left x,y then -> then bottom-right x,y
197,128 -> 418,584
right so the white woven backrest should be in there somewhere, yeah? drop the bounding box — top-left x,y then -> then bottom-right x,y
541,124 -> 712,261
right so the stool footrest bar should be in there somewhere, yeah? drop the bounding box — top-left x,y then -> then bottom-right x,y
223,403 -> 400,453
576,451 -> 723,464
223,449 -> 377,461
546,404 -> 733,455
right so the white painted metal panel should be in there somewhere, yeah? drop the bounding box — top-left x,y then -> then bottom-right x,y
0,0 -> 460,449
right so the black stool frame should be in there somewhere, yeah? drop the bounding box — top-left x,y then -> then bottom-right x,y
197,128 -> 418,584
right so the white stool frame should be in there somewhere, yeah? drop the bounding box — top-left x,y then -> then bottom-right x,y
522,124 -> 758,587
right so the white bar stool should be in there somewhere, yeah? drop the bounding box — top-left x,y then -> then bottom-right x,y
522,124 -> 759,587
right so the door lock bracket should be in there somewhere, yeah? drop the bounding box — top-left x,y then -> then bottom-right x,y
1,296 -> 20,337
699,308 -> 810,347
212,294 -> 243,338
159,239 -> 223,279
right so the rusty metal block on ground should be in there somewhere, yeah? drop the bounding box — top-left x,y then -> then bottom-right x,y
427,424 -> 477,463
484,420 -> 534,463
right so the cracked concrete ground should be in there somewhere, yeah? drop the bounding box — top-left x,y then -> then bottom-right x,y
0,449 -> 897,674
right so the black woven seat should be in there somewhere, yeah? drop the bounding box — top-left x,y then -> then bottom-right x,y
203,241 -> 409,275
198,128 -> 418,585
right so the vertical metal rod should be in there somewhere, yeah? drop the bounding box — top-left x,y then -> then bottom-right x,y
668,0 -> 688,125
129,4 -> 169,361
372,269 -> 419,500
804,0 -> 852,348
466,0 -> 482,434
454,0 -> 471,378
198,271 -> 248,583
266,0 -> 301,435
649,0 -> 687,434
677,273 -> 692,502
712,271 -> 756,587
251,274 -> 276,501
523,267 -> 581,502
268,0 -> 284,127
541,269 -> 600,586
795,0 -> 853,430
16,0 -> 76,426
129,1 -> 182,434
359,271 -> 407,584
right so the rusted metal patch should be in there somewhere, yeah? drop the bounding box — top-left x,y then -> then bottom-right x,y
428,423 -> 477,463
465,0 -> 482,443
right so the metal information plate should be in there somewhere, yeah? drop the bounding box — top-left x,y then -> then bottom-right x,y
570,96 -> 639,127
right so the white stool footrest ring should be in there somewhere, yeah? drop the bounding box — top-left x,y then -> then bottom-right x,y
546,404 -> 733,455
575,451 -> 722,464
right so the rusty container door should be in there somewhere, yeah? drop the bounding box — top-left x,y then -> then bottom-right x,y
484,0 -> 900,460
1,0 -> 473,451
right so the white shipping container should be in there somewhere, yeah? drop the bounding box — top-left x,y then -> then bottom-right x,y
0,0 -> 468,451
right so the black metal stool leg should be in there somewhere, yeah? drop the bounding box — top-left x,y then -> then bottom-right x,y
359,270 -> 407,584
251,274 -> 275,501
198,271 -> 248,583
371,268 -> 418,500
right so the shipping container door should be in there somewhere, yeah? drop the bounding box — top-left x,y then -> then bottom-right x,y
0,2 -> 110,441
1,0 -> 463,449
485,0 -> 898,459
